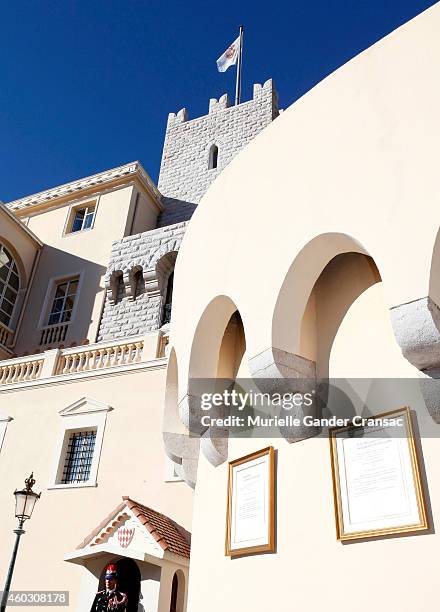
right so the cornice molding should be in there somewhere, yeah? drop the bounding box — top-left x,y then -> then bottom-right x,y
0,357 -> 167,394
0,203 -> 43,247
6,161 -> 163,213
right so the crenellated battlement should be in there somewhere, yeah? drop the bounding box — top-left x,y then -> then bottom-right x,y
166,79 -> 277,127
158,79 -> 279,213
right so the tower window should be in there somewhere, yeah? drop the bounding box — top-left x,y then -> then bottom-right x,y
209,145 -> 219,169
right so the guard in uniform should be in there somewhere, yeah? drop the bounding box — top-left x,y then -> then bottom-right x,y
90,564 -> 128,611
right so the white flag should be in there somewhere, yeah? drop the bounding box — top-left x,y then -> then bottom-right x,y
216,36 -> 240,72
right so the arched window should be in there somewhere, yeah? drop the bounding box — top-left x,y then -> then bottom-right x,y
162,271 -> 174,325
133,269 -> 145,298
0,244 -> 20,328
116,273 -> 125,302
208,144 -> 218,169
169,573 -> 179,612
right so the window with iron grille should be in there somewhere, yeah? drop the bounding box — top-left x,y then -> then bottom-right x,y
69,204 -> 96,233
61,429 -> 96,484
0,244 -> 20,328
47,278 -> 79,326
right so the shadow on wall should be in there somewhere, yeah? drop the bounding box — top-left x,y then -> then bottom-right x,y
157,198 -> 197,228
15,244 -> 106,356
301,252 -> 381,378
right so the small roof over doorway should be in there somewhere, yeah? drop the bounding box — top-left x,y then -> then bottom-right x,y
64,496 -> 190,566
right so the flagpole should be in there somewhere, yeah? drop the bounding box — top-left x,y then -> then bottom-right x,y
235,25 -> 244,105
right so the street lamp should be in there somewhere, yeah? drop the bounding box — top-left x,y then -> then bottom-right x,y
0,474 -> 41,612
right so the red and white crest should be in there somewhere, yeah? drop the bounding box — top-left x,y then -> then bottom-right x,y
226,45 -> 236,59
117,526 -> 135,548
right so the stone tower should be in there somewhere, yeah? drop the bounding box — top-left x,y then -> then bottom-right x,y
157,79 -> 279,226
97,79 -> 279,343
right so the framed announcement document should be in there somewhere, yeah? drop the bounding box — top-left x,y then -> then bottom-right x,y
225,446 -> 275,556
330,407 -> 428,541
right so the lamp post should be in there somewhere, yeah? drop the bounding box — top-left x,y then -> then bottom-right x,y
0,473 -> 41,612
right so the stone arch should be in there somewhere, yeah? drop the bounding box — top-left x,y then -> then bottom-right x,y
126,265 -> 145,300
148,238 -> 183,270
105,270 -> 124,305
163,346 -> 199,488
179,296 -> 247,470
156,251 -> 177,295
250,233 -> 373,379
271,233 -> 371,361
187,295 -> 243,380
169,569 -> 186,612
246,233 -> 383,442
164,296 -> 248,485
163,348 -> 185,460
155,251 -> 177,327
302,251 -> 381,378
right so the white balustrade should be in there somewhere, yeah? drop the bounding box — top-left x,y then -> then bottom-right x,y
0,357 -> 43,384
0,334 -> 153,386
57,337 -> 145,375
39,323 -> 69,346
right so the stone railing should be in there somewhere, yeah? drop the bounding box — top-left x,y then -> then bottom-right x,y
39,323 -> 69,346
0,331 -> 167,387
0,355 -> 44,384
56,337 -> 144,375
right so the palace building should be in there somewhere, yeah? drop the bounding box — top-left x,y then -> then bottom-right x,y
1,3 -> 440,611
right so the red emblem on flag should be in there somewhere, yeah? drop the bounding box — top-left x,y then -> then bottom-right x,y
226,45 -> 236,59
117,527 -> 135,548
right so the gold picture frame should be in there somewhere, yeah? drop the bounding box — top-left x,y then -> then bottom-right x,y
225,446 -> 275,556
329,407 -> 428,541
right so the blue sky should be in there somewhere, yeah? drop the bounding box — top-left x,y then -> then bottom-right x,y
0,0 -> 436,202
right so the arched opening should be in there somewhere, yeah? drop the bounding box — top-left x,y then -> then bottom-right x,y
133,268 -> 145,298
272,233 -> 370,358
188,296 -> 247,380
169,573 -> 178,612
0,243 -> 20,328
156,252 -> 177,326
208,144 -> 218,169
185,297 -> 248,466
97,558 -> 141,612
216,311 -> 246,378
169,570 -> 185,612
163,271 -> 174,324
300,252 -> 382,377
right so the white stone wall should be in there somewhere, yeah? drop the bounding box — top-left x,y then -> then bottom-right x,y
97,222 -> 187,341
157,80 -> 278,215
98,80 -> 278,340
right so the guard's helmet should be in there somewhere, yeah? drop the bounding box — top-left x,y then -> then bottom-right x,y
105,564 -> 118,579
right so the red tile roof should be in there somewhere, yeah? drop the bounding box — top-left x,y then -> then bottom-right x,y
123,497 -> 191,558
76,497 -> 191,559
